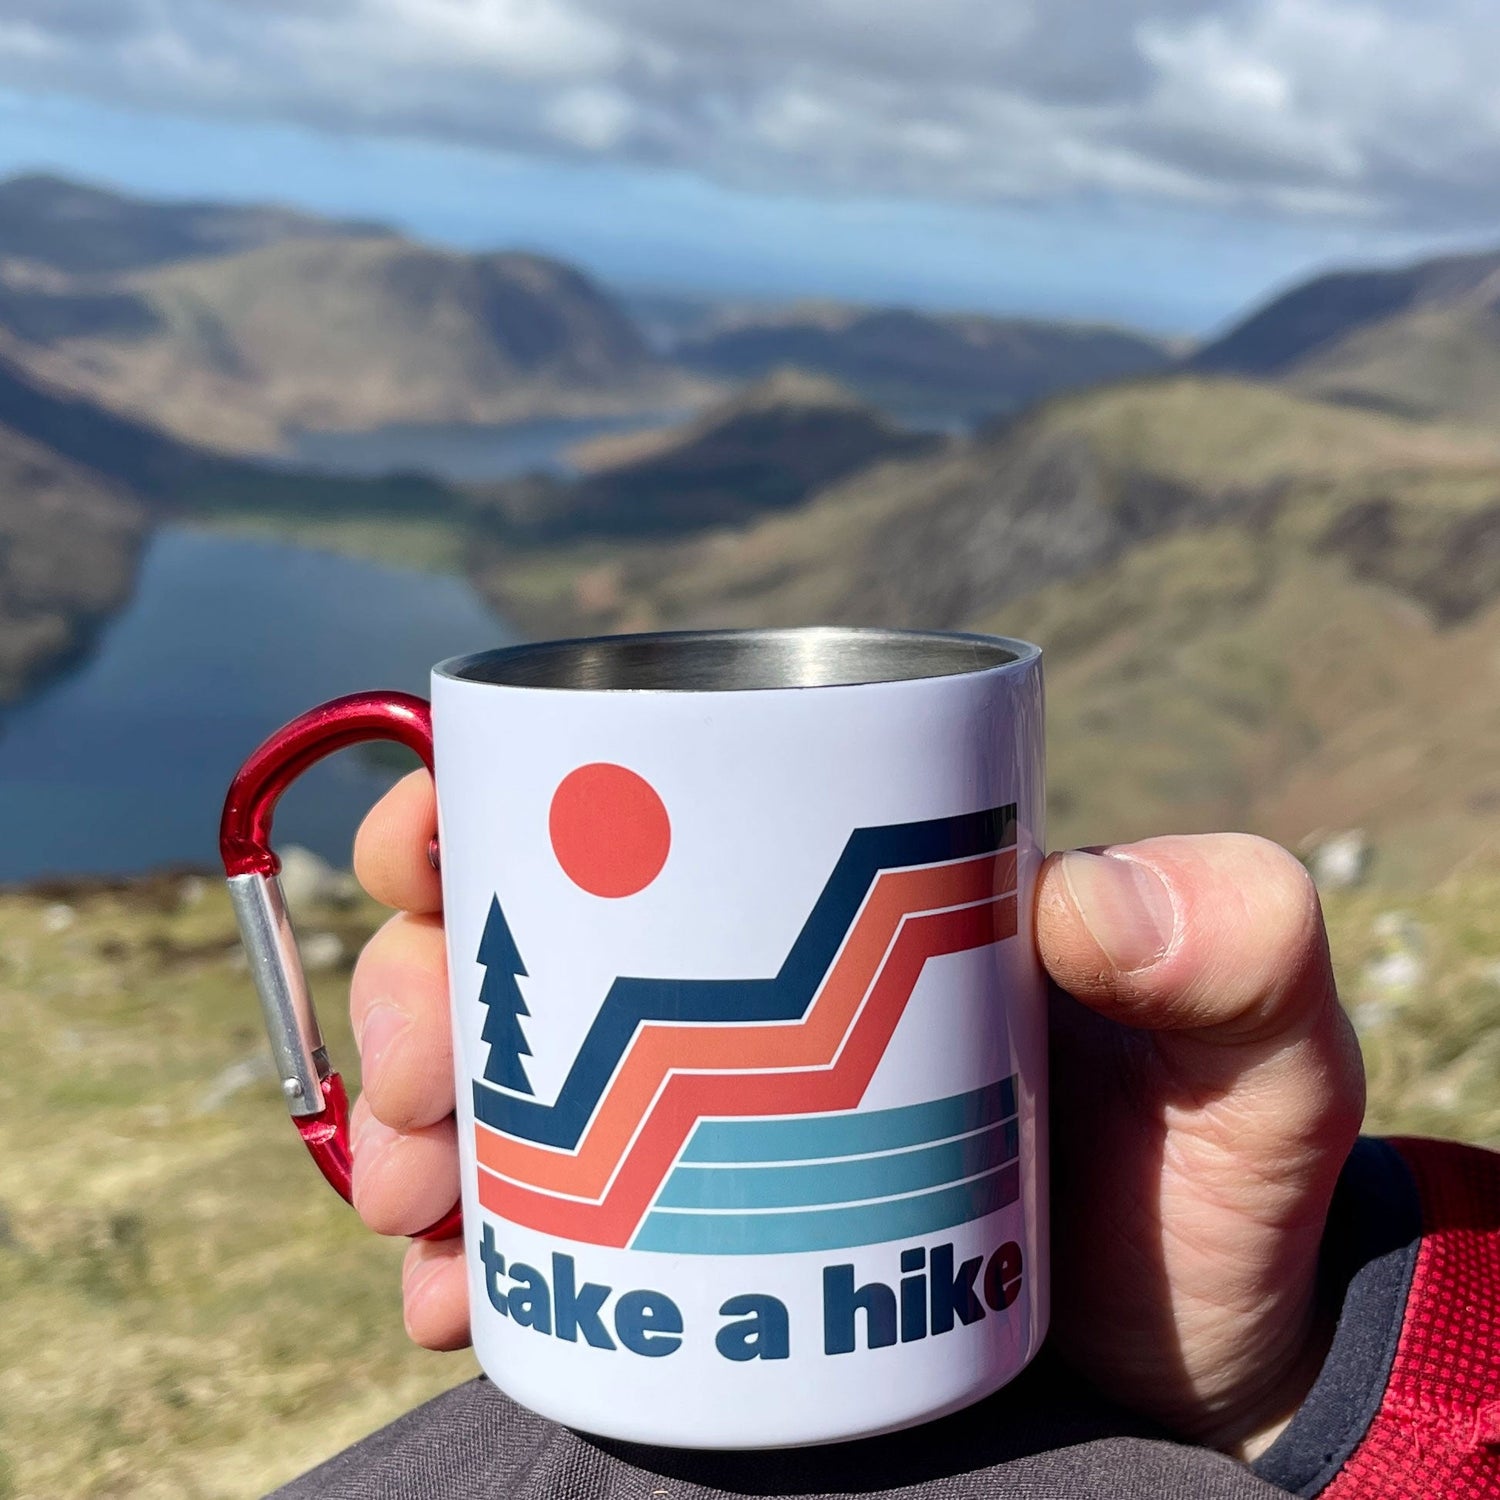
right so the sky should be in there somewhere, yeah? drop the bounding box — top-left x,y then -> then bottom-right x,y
2,1 -> 1499,335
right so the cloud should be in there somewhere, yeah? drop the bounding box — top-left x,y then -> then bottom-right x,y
2,0 -> 1499,232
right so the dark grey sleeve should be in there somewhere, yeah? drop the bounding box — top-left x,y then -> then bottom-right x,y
268,1352 -> 1287,1500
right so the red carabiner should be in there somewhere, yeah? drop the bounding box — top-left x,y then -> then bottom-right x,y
220,690 -> 461,1240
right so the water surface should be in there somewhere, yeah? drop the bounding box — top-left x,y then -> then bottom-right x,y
0,528 -> 509,880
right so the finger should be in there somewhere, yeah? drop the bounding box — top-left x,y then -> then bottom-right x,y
403,1237 -> 471,1351
354,769 -> 442,914
350,1091 -> 461,1237
351,911 -> 455,1131
1038,833 -> 1343,1046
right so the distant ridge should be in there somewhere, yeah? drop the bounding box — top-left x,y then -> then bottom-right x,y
0,172 -> 388,275
479,371 -> 937,537
1191,244 -> 1500,423
0,176 -> 710,453
673,301 -> 1174,418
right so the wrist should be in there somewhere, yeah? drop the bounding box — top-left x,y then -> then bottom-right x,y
1178,1288 -> 1336,1460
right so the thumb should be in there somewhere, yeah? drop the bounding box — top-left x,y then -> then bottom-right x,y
1039,834 -> 1350,1049
1037,834 -> 1366,1452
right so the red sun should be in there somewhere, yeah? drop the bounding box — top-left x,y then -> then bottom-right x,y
548,763 -> 671,898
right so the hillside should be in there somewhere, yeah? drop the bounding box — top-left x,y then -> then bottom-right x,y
1285,300 -> 1500,425
1192,243 -> 1500,424
0,172 -> 386,275
478,371 -> 937,538
1192,246 -> 1500,376
475,377 -> 1500,877
0,235 -> 706,454
673,301 -> 1175,420
0,417 -> 148,702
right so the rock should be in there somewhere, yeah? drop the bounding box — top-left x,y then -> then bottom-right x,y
1362,911 -> 1427,999
194,1053 -> 275,1114
299,931 -> 345,973
1307,830 -> 1371,891
276,845 -> 359,909
40,903 -> 75,933
177,875 -> 207,908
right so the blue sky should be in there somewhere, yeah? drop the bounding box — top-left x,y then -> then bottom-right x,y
2,3 -> 1498,336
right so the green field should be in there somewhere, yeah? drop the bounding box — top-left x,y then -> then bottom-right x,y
186,509 -> 475,575
3,859 -> 1498,1496
0,878 -> 474,1499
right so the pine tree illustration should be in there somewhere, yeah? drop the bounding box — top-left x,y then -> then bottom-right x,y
477,895 -> 533,1094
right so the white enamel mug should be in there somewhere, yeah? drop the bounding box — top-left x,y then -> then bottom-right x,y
221,627 -> 1048,1449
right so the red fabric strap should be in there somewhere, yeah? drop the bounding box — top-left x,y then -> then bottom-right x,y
1322,1137 -> 1500,1497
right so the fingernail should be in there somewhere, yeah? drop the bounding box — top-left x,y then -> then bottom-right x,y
1059,850 -> 1177,973
357,1001 -> 408,1072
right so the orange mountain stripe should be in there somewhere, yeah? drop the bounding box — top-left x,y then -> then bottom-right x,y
475,892 -> 1016,1245
474,848 -> 1014,1201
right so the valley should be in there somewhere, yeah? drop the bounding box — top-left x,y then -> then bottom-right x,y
6,173 -> 1500,890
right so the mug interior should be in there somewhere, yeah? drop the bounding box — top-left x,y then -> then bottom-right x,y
437,627 -> 1037,693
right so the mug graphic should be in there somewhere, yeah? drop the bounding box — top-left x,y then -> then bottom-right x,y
222,628 -> 1047,1448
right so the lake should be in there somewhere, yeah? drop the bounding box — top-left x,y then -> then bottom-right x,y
286,409 -> 692,483
0,528 -> 510,881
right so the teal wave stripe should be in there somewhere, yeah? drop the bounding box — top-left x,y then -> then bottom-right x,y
656,1118 -> 1019,1210
632,1162 -> 1021,1255
679,1076 -> 1018,1165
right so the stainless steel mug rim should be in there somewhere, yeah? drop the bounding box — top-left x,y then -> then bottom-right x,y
435,626 -> 1041,694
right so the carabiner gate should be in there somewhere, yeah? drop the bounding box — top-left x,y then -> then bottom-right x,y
227,869 -> 330,1119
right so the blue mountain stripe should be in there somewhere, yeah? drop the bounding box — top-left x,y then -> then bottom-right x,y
473,805 -> 1017,1148
655,1117 -> 1019,1210
632,1161 -> 1021,1255
680,1077 -> 1017,1164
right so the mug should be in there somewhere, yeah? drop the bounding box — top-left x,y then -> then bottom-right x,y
220,626 -> 1048,1449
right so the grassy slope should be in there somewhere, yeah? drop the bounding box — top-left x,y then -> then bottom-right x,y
11,237 -> 708,455
473,376 -> 1500,629
4,864 -> 1498,1496
0,880 -> 473,1499
1290,301 -> 1500,423
473,377 -> 1500,878
999,531 -> 1500,875
187,509 -> 474,574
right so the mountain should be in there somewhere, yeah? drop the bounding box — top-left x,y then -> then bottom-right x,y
0,341 -> 203,498
473,376 -> 1500,879
1192,245 -> 1500,423
0,234 -> 706,454
1284,299 -> 1500,425
479,371 -> 937,538
0,386 -> 148,701
0,172 -> 387,275
671,302 -> 1176,421
0,175 -> 711,454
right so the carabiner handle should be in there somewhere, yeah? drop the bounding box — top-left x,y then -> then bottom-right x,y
220,690 -> 461,1240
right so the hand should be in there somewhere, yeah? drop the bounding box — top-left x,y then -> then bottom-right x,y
347,773 -> 1364,1454
1042,838 -> 1363,1456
